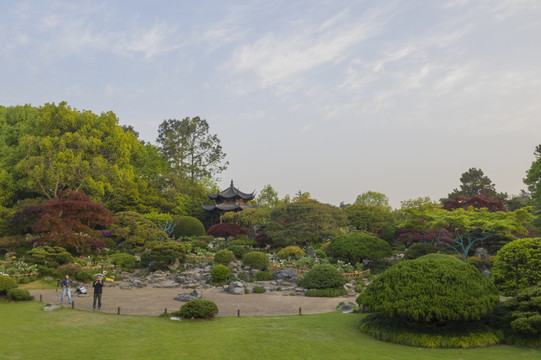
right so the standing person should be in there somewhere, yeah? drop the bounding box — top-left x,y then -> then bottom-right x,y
92,275 -> 104,310
59,274 -> 73,304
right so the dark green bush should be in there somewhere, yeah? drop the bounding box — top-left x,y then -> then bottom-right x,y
277,246 -> 305,259
357,254 -> 499,323
314,249 -> 327,259
493,237 -> 541,296
298,264 -> 345,289
229,236 -> 256,247
25,246 -> 74,266
37,266 -> 55,277
255,270 -> 274,281
404,243 -> 438,260
228,245 -> 247,259
210,264 -> 231,282
0,274 -> 17,294
177,299 -> 218,319
213,250 -> 235,265
140,240 -> 187,271
242,251 -> 269,270
253,286 -> 266,293
109,253 -> 137,270
54,263 -> 82,277
111,211 -> 168,252
7,288 -> 33,301
74,270 -> 95,283
190,239 -> 208,251
305,288 -> 347,297
505,284 -> 541,336
359,314 -> 501,348
327,231 -> 392,265
172,216 -> 206,238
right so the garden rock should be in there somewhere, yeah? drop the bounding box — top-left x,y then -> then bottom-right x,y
474,247 -> 489,259
337,303 -> 355,313
43,304 -> 61,311
306,247 -> 315,258
228,281 -> 245,295
174,288 -> 202,302
275,269 -> 298,282
43,276 -> 54,282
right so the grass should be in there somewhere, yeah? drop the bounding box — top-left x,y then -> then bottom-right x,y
1,301 -> 541,360
18,279 -> 58,290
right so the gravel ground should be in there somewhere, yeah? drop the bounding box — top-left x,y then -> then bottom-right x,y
30,287 -> 354,317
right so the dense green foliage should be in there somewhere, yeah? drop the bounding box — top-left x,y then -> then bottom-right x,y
403,243 -> 438,260
140,241 -> 187,271
298,264 -> 345,290
493,238 -> 541,295
359,314 -> 501,348
177,299 -> 219,320
172,216 -> 206,238
505,284 -> 541,337
213,250 -> 236,265
252,286 -> 266,293
6,288 -> 33,301
109,253 -> 137,270
242,251 -> 269,270
327,231 -> 392,264
110,211 -> 168,252
255,270 -> 273,281
277,246 -> 305,259
228,245 -> 247,259
304,288 -> 348,297
358,254 -> 499,323
25,246 -> 74,267
210,264 -> 231,283
0,274 -> 17,294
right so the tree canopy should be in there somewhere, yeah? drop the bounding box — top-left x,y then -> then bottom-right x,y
443,168 -> 506,202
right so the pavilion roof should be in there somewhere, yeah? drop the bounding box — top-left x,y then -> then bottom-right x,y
207,180 -> 255,201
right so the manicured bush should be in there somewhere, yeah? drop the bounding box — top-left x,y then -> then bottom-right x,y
255,270 -> 273,281
140,240 -> 187,271
25,246 -> 74,266
228,245 -> 247,259
305,288 -> 347,297
327,231 -> 392,265
111,211 -> 168,252
298,264 -> 345,290
357,254 -> 499,323
277,246 -> 305,259
493,237 -> 541,296
210,264 -> 231,282
177,299 -> 219,319
54,263 -> 82,277
404,243 -> 438,260
172,216 -> 206,238
206,223 -> 248,241
297,256 -> 314,268
242,251 -> 269,270
74,270 -> 95,283
253,286 -> 266,293
109,253 -> 137,270
190,239 -> 208,251
0,274 -> 17,294
213,250 -> 235,265
314,249 -> 327,259
229,237 -> 256,247
7,288 -> 33,301
505,284 -> 541,336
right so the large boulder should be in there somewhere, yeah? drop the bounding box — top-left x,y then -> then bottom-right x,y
275,269 -> 298,282
174,288 -> 203,302
228,281 -> 245,295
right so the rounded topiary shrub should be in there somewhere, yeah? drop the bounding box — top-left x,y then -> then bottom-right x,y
357,254 -> 499,323
505,283 -> 541,338
255,270 -> 274,281
210,264 -> 231,282
404,243 -> 438,260
214,250 -> 236,265
109,253 -> 137,270
228,245 -> 247,259
172,216 -> 206,238
493,237 -> 541,296
298,264 -> 345,290
253,286 -> 266,293
242,251 -> 269,270
327,231 -> 392,265
178,299 -> 219,319
277,246 -> 305,259
7,288 -> 33,301
0,274 -> 17,295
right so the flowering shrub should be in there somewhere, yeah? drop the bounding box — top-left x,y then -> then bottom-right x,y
0,261 -> 38,275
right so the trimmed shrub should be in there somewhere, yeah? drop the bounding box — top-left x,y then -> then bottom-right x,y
297,256 -> 314,268
305,288 -> 347,297
74,270 -> 95,283
55,263 -> 82,277
357,254 -> 499,323
210,264 -> 231,282
7,288 -> 33,301
327,231 -> 392,265
214,250 -> 235,265
242,251 -> 269,270
206,223 -> 248,240
172,216 -> 206,238
228,245 -> 247,259
255,270 -> 274,281
253,286 -> 266,293
298,264 -> 345,289
359,314 -> 501,348
111,211 -> 168,252
25,246 -> 74,266
140,240 -> 187,271
505,284 -> 541,336
0,274 -> 17,294
314,249 -> 327,259
493,237 -> 541,296
404,243 -> 438,260
277,246 -> 305,259
190,239 -> 208,251
178,299 -> 218,319
109,253 -> 137,270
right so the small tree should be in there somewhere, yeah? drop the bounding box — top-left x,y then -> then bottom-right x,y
327,231 -> 391,265
206,223 -> 248,241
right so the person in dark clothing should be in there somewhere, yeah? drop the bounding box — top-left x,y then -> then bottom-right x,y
59,274 -> 73,304
92,275 -> 104,310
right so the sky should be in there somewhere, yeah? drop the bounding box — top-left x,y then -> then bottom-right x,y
1,0 -> 540,208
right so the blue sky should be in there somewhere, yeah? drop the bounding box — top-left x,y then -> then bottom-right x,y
1,0 -> 540,208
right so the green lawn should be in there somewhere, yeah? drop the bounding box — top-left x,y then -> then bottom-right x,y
1,301 -> 540,360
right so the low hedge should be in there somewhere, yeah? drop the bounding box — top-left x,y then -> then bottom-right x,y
7,288 -> 33,301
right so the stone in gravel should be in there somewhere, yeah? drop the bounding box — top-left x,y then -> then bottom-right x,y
43,304 -> 61,311
337,303 -> 355,312
174,288 -> 202,302
228,281 -> 245,295
152,281 -> 180,288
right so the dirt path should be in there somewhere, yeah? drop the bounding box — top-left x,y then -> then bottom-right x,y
30,287 -> 354,317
